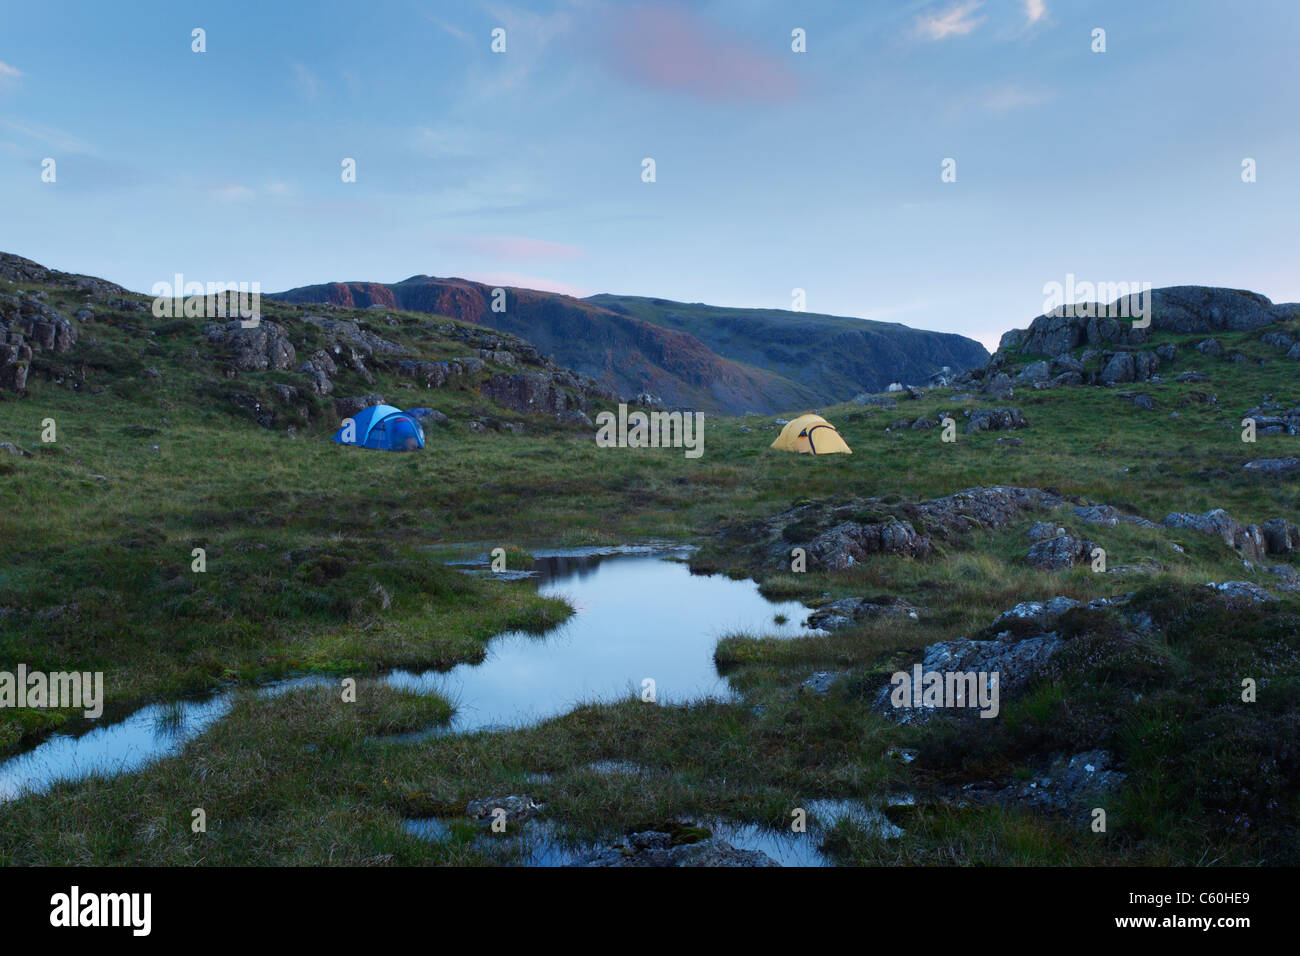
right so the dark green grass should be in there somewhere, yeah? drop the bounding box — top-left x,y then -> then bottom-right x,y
1,282 -> 1297,863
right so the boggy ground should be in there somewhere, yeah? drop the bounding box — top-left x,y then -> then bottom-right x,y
1,272 -> 1297,864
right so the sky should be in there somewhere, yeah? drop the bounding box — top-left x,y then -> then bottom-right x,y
2,0 -> 1297,351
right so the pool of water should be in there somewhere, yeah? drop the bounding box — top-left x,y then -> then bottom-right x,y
0,676 -> 332,803
0,547 -> 820,799
0,694 -> 232,802
388,547 -> 822,732
403,798 -> 903,867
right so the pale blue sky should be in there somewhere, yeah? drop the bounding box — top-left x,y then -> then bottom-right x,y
2,0 -> 1297,349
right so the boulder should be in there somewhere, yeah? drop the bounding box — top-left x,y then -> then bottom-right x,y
991,597 -> 1081,630
1161,509 -> 1240,548
0,340 -> 32,392
466,794 -> 541,825
807,596 -> 918,630
809,519 -> 931,569
1203,582 -> 1276,603
1027,533 -> 1095,570
1028,521 -> 1064,541
407,407 -> 449,425
1049,371 -> 1083,388
1261,517 -> 1300,555
1244,457 -> 1300,475
982,373 -> 1014,399
481,372 -> 578,415
1014,361 -> 1051,385
1099,352 -> 1135,384
556,409 -> 593,427
1051,354 -> 1085,376
302,314 -> 409,357
571,831 -> 779,868
965,408 -> 1028,433
205,319 -> 296,372
1072,504 -> 1156,529
334,394 -> 385,420
396,360 -> 450,387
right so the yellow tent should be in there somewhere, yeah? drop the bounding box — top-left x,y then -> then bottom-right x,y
770,414 -> 852,455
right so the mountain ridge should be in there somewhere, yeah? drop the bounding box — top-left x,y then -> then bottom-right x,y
268,274 -> 990,414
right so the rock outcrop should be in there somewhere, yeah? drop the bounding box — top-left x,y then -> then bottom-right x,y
204,320 -> 296,372
570,830 -> 779,868
0,289 -> 78,392
1007,287 -> 1295,358
725,485 -> 1069,571
1161,509 -> 1270,561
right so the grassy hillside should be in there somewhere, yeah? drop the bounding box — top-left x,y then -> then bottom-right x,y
589,293 -> 990,400
1,259 -> 1298,865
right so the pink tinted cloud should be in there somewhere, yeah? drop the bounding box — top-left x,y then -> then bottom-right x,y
466,272 -> 592,298
602,3 -> 802,101
448,235 -> 583,261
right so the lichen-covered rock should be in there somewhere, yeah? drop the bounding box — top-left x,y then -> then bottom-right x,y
806,596 -> 918,630
481,372 -> 582,415
466,794 -> 542,825
809,519 -> 931,569
303,314 -> 410,357
334,394 -> 385,420
1261,517 -> 1300,555
1244,457 -> 1300,475
570,830 -> 779,868
1027,533 -> 1096,569
206,319 -> 296,372
1072,504 -> 1156,529
0,340 -> 32,392
965,407 -> 1028,433
981,372 -> 1014,399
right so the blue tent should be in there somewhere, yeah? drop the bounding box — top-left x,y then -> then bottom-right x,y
332,404 -> 426,451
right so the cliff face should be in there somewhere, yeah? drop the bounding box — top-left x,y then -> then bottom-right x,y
271,276 -> 989,414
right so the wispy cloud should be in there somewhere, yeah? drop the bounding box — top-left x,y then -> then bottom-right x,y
916,2 -> 985,40
462,271 -> 592,298
441,235 -> 583,261
0,118 -> 91,152
411,126 -> 475,159
210,183 -> 256,203
0,60 -> 21,85
981,83 -> 1053,111
477,1 -> 580,94
1024,0 -> 1047,26
423,13 -> 469,42
291,62 -> 319,100
601,3 -> 802,101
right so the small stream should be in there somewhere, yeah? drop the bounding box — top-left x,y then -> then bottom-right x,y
0,546 -> 821,801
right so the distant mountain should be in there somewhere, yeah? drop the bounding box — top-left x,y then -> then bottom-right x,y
588,294 -> 991,407
269,276 -> 988,414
